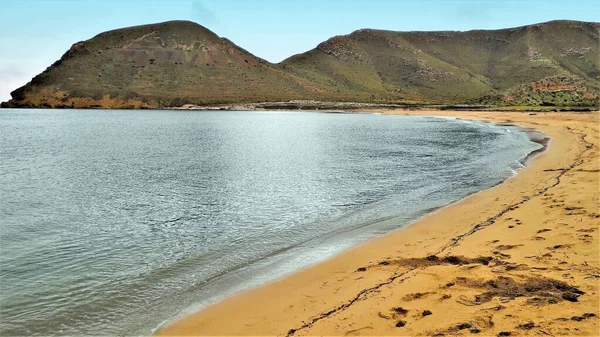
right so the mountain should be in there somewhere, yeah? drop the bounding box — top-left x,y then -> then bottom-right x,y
3,21 -> 323,108
279,20 -> 600,105
3,20 -> 599,109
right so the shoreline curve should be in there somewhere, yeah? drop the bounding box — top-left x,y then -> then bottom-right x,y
156,110 -> 599,336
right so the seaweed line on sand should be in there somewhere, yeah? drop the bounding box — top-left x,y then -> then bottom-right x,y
432,126 -> 593,256
286,268 -> 417,336
284,125 -> 593,337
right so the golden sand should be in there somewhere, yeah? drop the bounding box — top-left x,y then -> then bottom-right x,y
157,111 -> 599,336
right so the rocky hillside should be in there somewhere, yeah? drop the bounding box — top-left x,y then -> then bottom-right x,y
3,20 -> 599,109
473,75 -> 599,107
280,20 -> 600,105
3,21 -> 323,108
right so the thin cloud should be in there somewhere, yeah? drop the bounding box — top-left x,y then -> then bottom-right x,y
192,0 -> 218,24
0,65 -> 32,102
454,0 -> 503,25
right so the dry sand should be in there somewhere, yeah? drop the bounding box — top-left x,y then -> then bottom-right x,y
157,111 -> 599,336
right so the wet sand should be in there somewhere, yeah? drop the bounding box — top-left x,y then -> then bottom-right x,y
157,111 -> 599,336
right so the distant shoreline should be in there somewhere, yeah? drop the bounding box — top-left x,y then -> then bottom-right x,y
168,101 -> 599,113
3,100 -> 597,113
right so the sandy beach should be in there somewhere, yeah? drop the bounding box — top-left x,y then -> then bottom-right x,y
157,111 -> 599,336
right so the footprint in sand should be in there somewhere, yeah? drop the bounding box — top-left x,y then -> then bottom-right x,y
495,244 -> 523,250
344,326 -> 373,335
402,292 -> 435,301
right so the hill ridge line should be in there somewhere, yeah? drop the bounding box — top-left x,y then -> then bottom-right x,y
3,19 -> 599,109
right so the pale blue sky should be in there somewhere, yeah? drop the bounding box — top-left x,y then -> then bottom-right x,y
1,0 -> 598,102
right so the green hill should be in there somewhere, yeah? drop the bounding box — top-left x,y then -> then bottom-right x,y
280,20 -> 599,106
3,20 -> 599,109
3,21 -> 324,108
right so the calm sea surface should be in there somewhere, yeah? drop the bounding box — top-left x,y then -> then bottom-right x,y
0,109 -> 542,335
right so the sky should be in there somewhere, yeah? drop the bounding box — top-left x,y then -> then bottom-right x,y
0,0 -> 598,102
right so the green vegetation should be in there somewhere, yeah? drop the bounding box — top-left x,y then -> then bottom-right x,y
473,75 -> 599,108
2,20 -> 599,109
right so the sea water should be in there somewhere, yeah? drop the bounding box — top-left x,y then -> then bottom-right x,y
0,110 -> 542,335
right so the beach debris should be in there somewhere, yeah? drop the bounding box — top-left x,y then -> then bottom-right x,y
445,282 -> 455,287
377,311 -> 391,320
492,251 -> 511,259
453,275 -> 584,305
537,228 -> 552,233
457,322 -> 472,330
441,294 -> 452,300
391,307 -> 408,316
285,266 -> 416,336
390,255 -> 496,268
395,320 -> 407,328
498,332 -> 512,336
356,267 -> 367,272
422,310 -> 433,316
457,295 -> 486,306
570,313 -> 596,321
403,292 -> 435,301
435,316 -> 493,335
526,296 -> 559,305
473,316 -> 495,329
550,244 -> 572,250
479,305 -> 506,312
503,263 -> 528,271
561,292 -> 581,302
495,244 -> 522,251
517,321 -> 535,330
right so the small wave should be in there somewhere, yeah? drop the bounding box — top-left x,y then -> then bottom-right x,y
151,319 -> 170,335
